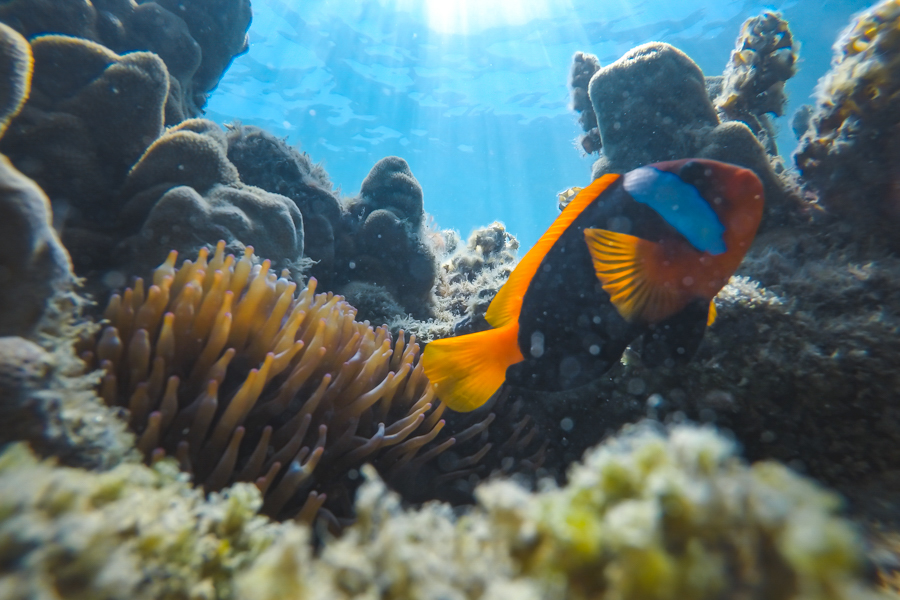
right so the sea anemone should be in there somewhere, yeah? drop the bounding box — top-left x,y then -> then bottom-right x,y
83,241 -> 451,523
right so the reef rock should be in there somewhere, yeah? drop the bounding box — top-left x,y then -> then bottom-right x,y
0,155 -> 74,338
715,11 -> 797,155
794,0 -> 900,251
584,42 -> 792,227
0,0 -> 250,120
226,124 -> 343,283
341,157 -> 438,320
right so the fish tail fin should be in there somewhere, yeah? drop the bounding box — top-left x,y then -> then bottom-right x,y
423,322 -> 524,412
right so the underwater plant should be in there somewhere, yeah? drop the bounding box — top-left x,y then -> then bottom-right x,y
82,242 -> 450,522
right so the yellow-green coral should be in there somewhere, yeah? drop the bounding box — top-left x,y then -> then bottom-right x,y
0,424 -> 890,600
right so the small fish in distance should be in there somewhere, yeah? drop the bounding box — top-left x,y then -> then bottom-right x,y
423,158 -> 765,412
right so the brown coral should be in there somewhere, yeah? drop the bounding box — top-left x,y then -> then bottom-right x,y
83,242 -> 451,522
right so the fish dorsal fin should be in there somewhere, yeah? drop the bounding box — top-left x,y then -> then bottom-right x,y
485,174 -> 621,328
422,321 -> 524,412
584,228 -> 690,324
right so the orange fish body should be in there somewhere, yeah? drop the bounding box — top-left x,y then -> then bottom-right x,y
424,159 -> 764,412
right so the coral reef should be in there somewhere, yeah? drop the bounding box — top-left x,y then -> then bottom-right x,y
493,223 -> 900,527
0,333 -> 136,472
340,157 -> 438,320
0,13 -> 440,321
0,24 -> 74,339
225,124 -> 343,284
430,222 -> 520,339
568,51 -> 602,154
582,41 -> 795,227
82,243 -> 449,521
0,443 -> 278,600
569,12 -> 808,228
715,12 -> 798,155
794,0 -> 900,250
0,34 -> 169,233
0,0 -> 250,120
0,33 -> 305,283
1,424 -> 888,599
116,119 -> 306,277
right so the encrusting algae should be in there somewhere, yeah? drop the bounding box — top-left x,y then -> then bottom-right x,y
80,242 -> 452,522
0,423 -> 891,600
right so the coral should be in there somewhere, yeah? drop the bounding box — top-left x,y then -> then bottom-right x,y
241,424 -> 888,600
794,0 -> 900,250
715,11 -> 798,155
114,119 -> 306,277
226,123 -> 344,283
495,222 -> 900,522
0,153 -> 74,338
395,222 -> 519,343
568,51 -> 602,154
341,157 -> 438,320
0,21 -> 30,137
0,420 -> 889,598
0,0 -> 250,119
438,221 -> 520,335
0,443 -> 281,600
83,243 -> 450,521
572,11 -> 810,228
0,34 -> 169,246
151,0 -> 251,112
589,43 -> 718,166
583,41 -> 795,228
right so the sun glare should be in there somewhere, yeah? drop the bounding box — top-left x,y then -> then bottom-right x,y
399,0 -> 557,34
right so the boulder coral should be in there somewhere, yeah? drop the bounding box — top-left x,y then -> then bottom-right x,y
0,34 -> 170,270
583,42 -> 792,227
0,424 -> 888,599
0,33 -> 305,282
0,24 -> 74,339
794,0 -> 900,250
341,157 -> 438,320
0,0 -> 250,120
83,243 -> 451,521
116,119 -> 306,277
225,124 -> 344,284
570,13 -> 807,228
0,155 -> 74,338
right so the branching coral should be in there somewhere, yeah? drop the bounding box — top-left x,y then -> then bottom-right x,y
794,0 -> 900,249
5,424 -> 884,600
82,242 -> 451,522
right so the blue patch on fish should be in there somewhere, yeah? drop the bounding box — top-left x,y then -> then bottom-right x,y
623,166 -> 727,255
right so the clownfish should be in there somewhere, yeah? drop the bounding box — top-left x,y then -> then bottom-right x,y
423,158 -> 764,412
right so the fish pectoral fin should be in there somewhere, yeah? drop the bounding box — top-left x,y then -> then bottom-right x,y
422,322 -> 524,413
707,299 -> 717,326
584,228 -> 686,324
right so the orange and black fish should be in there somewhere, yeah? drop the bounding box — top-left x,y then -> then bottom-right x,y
423,158 -> 764,412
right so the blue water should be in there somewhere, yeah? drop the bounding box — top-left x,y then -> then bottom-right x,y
207,0 -> 874,250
